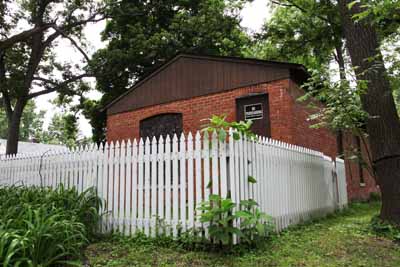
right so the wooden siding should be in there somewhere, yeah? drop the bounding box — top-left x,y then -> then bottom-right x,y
107,55 -> 295,115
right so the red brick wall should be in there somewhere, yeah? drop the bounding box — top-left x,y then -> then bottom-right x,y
287,80 -> 338,157
342,133 -> 380,200
107,78 -> 336,156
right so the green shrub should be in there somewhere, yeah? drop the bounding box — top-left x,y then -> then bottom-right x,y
0,185 -> 101,266
199,195 -> 238,245
200,115 -> 274,247
236,199 -> 275,244
199,194 -> 274,247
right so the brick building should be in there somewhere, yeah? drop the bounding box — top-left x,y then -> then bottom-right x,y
105,54 -> 378,200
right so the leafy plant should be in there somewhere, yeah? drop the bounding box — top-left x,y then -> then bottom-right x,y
236,199 -> 274,245
0,185 -> 102,266
199,194 -> 239,245
202,114 -> 256,141
199,115 -> 273,246
198,194 -> 274,247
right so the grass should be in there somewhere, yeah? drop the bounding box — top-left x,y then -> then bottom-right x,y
84,202 -> 400,267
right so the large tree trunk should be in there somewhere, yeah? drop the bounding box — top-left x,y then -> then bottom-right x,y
338,0 -> 400,223
5,100 -> 26,155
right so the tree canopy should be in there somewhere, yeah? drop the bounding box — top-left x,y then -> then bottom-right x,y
0,0 -> 105,154
83,0 -> 251,143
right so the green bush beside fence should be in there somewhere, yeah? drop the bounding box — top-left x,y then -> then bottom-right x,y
0,185 -> 101,267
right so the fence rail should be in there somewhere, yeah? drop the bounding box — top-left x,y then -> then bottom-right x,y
0,131 -> 347,240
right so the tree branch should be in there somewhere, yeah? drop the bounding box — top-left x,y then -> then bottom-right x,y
51,26 -> 91,62
271,0 -> 338,26
28,73 -> 92,99
0,23 -> 55,50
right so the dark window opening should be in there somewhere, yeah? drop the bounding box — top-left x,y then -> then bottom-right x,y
140,113 -> 183,140
236,93 -> 271,137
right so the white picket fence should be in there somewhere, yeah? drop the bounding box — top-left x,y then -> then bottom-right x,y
0,131 -> 347,239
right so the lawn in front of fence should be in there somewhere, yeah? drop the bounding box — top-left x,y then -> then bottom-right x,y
84,201 -> 400,267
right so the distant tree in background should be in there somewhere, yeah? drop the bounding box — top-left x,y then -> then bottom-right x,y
41,113 -> 78,148
0,100 -> 45,142
83,0 -> 251,143
248,0 -> 343,75
40,112 -> 90,148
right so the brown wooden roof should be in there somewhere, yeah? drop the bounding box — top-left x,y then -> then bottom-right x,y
106,54 -> 308,115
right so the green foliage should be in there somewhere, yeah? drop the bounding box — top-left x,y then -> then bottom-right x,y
40,112 -> 90,148
0,0 -> 104,153
0,100 -> 45,141
299,69 -> 369,134
0,102 -> 89,147
199,194 -> 274,246
247,0 -> 341,71
247,175 -> 257,184
370,215 -> 400,242
0,185 -> 102,266
202,114 -> 256,141
235,199 -> 274,244
382,30 -> 400,115
200,115 -> 272,246
85,0 -> 250,143
350,0 -> 400,36
199,195 -> 239,245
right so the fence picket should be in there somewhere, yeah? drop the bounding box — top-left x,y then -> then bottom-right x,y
144,138 -> 151,236
151,136 -> 158,237
211,131 -> 219,196
114,141 -> 121,231
165,135 -> 172,236
119,140 -> 126,233
194,132 -> 202,231
137,139 -> 144,232
157,136 -> 165,235
187,132 -> 194,230
172,134 -> 179,237
179,133 -> 187,233
107,142 -> 115,231
125,139 -> 132,235
131,139 -> 138,234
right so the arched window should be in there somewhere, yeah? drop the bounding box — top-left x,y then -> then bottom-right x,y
139,113 -> 183,140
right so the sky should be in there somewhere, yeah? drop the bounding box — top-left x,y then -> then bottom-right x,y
35,0 -> 272,138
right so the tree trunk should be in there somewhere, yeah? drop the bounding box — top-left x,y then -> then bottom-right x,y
338,0 -> 400,223
5,100 -> 26,155
335,41 -> 346,156
335,41 -> 346,81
